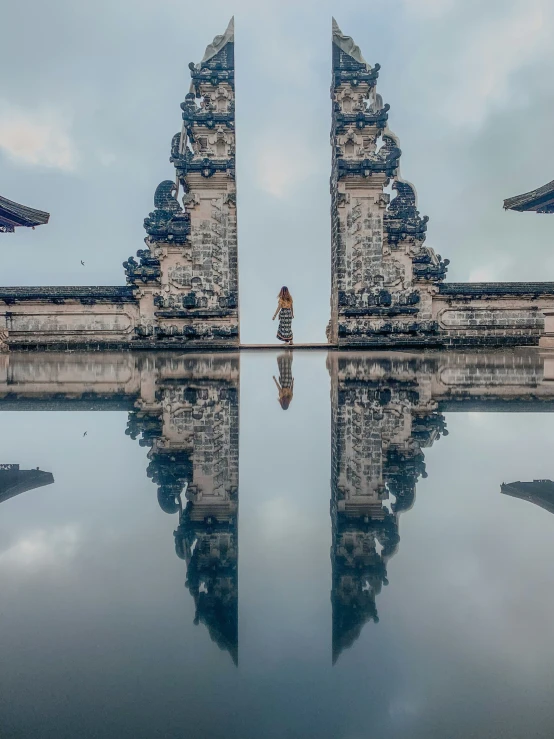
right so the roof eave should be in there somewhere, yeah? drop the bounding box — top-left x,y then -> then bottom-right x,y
504,180 -> 554,212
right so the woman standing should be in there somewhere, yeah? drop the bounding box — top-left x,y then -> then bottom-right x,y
273,286 -> 294,345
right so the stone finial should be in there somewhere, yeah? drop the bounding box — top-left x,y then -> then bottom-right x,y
200,17 -> 234,65
332,17 -> 368,66
188,18 -> 235,94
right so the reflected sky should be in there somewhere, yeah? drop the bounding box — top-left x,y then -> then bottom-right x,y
0,350 -> 554,739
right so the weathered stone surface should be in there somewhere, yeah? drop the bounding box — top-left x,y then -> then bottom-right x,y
329,20 -> 447,347
328,21 -> 554,349
121,19 -> 238,348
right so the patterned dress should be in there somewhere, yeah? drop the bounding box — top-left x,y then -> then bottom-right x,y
275,352 -> 294,409
277,352 -> 293,390
277,304 -> 293,343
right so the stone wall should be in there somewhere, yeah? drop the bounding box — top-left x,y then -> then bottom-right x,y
434,284 -> 554,347
0,288 -> 139,352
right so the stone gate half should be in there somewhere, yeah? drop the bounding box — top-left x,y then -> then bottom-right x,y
126,17 -> 239,346
330,19 -> 554,348
0,20 -> 239,351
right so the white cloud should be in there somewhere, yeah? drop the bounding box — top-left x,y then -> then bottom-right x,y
97,150 -> 116,167
0,525 -> 81,572
441,0 -> 553,128
468,256 -> 514,282
0,100 -> 78,171
255,129 -> 320,198
402,0 -> 455,18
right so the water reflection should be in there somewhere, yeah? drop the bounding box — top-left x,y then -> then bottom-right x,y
327,350 -> 554,659
2,349 -> 554,673
273,351 -> 294,410
0,463 -> 54,504
124,355 -> 240,663
501,479 -> 554,515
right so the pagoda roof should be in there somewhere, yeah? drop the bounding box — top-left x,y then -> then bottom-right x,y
0,195 -> 50,233
501,480 -> 554,515
0,464 -> 54,504
503,180 -> 554,213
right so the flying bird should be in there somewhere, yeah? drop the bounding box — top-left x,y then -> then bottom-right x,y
81,260 -> 85,266
83,431 -> 87,437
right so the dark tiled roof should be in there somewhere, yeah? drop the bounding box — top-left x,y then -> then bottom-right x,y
0,396 -> 137,411
0,465 -> 54,504
439,282 -> 554,297
501,480 -> 554,515
0,286 -> 136,302
504,180 -> 554,213
0,195 -> 50,232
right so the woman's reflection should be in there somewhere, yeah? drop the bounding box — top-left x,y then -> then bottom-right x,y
273,351 -> 294,410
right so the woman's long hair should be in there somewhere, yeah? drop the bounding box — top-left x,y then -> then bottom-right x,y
279,391 -> 293,410
278,286 -> 293,308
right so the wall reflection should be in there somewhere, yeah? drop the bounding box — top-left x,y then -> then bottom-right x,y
0,464 -> 54,505
3,350 -> 554,666
501,479 -> 554,515
124,355 -> 240,664
273,351 -> 294,410
327,350 -> 554,659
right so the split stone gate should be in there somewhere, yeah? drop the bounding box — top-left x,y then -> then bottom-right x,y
1,18 -> 554,351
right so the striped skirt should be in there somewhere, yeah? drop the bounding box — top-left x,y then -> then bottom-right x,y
277,308 -> 293,342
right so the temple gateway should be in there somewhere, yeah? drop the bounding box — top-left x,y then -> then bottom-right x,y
1,18 -> 554,351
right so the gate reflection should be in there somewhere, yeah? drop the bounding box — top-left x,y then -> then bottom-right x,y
2,350 -> 554,664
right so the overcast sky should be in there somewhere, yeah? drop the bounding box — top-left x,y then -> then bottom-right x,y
1,0 -> 554,343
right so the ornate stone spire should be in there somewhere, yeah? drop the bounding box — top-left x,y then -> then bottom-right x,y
124,20 -> 239,347
328,353 -> 448,660
329,20 -> 448,347
126,355 -> 240,663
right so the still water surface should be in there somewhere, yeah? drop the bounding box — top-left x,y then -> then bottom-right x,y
0,349 -> 554,738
